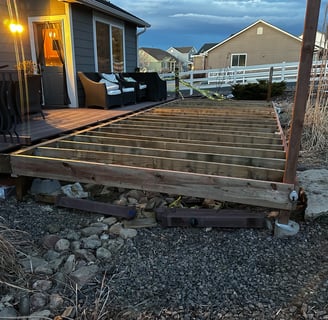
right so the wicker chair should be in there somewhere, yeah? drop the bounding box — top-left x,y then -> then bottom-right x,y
78,72 -> 123,109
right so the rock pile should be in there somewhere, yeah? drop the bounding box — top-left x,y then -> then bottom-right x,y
1,216 -> 140,319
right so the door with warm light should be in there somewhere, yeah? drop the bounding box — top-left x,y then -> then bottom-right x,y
32,21 -> 70,107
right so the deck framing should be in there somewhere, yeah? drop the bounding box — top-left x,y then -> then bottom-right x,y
10,99 -> 296,210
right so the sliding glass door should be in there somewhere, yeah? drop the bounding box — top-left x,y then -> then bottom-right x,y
95,20 -> 124,73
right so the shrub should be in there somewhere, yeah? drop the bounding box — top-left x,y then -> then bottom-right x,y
231,80 -> 286,100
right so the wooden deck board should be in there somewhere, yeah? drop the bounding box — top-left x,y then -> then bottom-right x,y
0,101 -> 158,152
9,99 -> 296,210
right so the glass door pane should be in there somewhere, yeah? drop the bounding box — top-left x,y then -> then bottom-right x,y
112,26 -> 124,72
96,21 -> 111,72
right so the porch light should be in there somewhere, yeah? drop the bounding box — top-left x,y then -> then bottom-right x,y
9,23 -> 23,33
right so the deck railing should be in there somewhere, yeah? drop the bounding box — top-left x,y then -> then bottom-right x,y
160,60 -> 328,95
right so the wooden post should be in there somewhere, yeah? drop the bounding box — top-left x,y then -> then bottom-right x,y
175,67 -> 179,98
283,0 -> 321,184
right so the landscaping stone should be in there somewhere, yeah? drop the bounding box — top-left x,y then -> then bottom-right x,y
70,265 -> 99,288
297,169 -> 328,220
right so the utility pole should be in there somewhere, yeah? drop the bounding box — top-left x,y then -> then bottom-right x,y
283,0 -> 321,184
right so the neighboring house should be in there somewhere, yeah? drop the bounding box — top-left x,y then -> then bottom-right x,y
139,47 -> 178,73
300,31 -> 327,60
0,0 -> 149,107
167,46 -> 197,71
193,20 -> 303,70
193,43 -> 218,70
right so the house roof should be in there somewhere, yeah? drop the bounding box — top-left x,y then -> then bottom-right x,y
59,0 -> 150,28
206,20 -> 302,53
171,46 -> 195,53
140,47 -> 177,61
196,43 -> 218,54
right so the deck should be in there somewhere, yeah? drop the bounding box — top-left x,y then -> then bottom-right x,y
8,98 -> 296,210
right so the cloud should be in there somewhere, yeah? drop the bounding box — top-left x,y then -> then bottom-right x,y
112,0 -> 326,49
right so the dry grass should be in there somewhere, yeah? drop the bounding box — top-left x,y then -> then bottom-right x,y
302,6 -> 328,157
303,73 -> 328,153
0,217 -> 27,290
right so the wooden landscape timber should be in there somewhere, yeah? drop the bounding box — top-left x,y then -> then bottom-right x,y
10,99 -> 297,211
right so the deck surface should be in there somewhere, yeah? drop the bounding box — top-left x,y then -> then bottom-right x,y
10,98 -> 295,210
0,101 -> 160,152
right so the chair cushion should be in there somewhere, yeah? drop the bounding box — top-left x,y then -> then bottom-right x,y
123,77 -> 137,83
101,73 -> 118,83
99,79 -> 120,95
122,87 -> 135,93
107,89 -> 122,96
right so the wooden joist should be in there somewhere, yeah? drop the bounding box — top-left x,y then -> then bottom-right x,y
10,99 -> 295,210
10,155 -> 294,210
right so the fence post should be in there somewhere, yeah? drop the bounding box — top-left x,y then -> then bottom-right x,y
281,61 -> 286,81
174,67 -> 179,98
189,71 -> 194,96
267,67 -> 274,101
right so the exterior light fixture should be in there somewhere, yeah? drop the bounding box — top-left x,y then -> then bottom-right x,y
9,23 -> 23,33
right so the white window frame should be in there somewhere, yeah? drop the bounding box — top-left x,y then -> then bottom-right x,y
231,53 -> 247,67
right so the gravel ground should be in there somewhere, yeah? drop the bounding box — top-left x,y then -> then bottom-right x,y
1,196 -> 328,319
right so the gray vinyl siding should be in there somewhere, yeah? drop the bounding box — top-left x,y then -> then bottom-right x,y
71,5 -> 95,72
0,1 -> 31,69
71,5 -> 95,106
124,23 -> 138,72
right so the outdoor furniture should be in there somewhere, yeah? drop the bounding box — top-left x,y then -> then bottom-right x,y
117,73 -> 147,102
0,73 -> 20,142
78,72 -> 137,108
15,74 -> 44,119
122,72 -> 167,101
101,73 -> 136,105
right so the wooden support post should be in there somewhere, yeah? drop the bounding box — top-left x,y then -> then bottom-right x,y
175,67 -> 179,98
267,67 -> 273,101
279,0 -> 321,226
283,0 -> 321,185
14,176 -> 31,201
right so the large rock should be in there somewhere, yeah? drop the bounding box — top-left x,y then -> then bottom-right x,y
70,265 -> 99,288
297,169 -> 328,220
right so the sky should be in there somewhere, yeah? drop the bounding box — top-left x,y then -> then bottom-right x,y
113,0 -> 328,51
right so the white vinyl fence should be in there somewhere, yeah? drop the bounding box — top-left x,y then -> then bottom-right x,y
160,60 -> 327,96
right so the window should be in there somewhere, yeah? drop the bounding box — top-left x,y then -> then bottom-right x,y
96,21 -> 111,72
231,54 -> 246,67
111,26 -> 124,72
257,27 -> 263,35
95,20 -> 124,73
33,22 -> 64,67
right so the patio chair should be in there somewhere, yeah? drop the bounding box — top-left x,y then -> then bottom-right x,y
0,73 -> 20,143
78,72 -> 123,109
123,72 -> 167,101
101,73 -> 136,105
116,73 -> 147,102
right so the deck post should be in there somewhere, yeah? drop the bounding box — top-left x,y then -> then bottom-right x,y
279,0 -> 321,227
283,0 -> 321,185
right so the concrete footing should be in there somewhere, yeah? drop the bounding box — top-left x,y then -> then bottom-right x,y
274,220 -> 300,237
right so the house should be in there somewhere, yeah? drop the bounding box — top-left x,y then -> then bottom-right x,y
300,31 -> 327,60
138,47 -> 178,73
166,46 -> 197,71
0,0 -> 149,108
193,43 -> 218,70
193,20 -> 303,70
